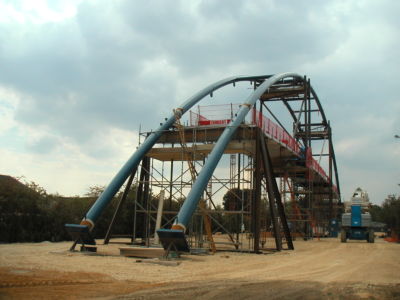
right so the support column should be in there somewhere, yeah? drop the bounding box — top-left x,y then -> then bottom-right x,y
143,157 -> 151,246
104,167 -> 137,244
236,153 -> 241,244
133,158 -> 146,240
259,132 -> 282,251
134,156 -> 151,241
328,122 -> 333,221
154,190 -> 165,245
259,130 -> 294,250
169,159 -> 174,210
252,129 -> 262,253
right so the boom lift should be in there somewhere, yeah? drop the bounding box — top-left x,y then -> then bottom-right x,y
341,187 -> 374,243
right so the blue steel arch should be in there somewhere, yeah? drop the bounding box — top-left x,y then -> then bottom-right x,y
80,74 -> 282,229
71,71 -> 343,236
172,72 -> 302,230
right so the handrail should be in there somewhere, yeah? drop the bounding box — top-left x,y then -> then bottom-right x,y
192,105 -> 334,187
251,108 -> 301,155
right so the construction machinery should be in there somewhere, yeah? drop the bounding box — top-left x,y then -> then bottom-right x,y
340,187 -> 374,243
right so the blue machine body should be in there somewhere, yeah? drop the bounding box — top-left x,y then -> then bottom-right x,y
348,204 -> 368,240
349,228 -> 366,240
341,204 -> 372,242
351,205 -> 362,227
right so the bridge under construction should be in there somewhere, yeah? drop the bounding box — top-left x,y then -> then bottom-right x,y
66,73 -> 341,253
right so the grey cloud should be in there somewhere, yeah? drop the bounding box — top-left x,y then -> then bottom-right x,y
120,0 -> 192,39
162,1 -> 348,74
1,0 -> 352,147
0,0 -> 399,201
0,2 -> 178,148
0,0 -> 377,142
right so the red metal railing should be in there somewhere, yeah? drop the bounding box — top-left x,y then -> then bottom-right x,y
305,147 -> 328,182
189,104 -> 335,188
251,108 -> 301,155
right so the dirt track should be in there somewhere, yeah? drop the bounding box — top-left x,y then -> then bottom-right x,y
0,238 -> 399,299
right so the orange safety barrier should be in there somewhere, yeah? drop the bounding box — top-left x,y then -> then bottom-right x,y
190,104 -> 242,126
190,110 -> 232,126
384,231 -> 400,243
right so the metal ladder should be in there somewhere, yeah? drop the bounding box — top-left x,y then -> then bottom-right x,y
174,110 -> 216,253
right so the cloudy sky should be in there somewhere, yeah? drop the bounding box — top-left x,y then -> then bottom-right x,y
0,0 -> 399,204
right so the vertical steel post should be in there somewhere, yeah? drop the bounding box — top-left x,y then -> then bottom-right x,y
259,132 -> 282,251
104,168 -> 137,244
307,78 -> 314,239
154,190 -> 165,244
303,76 -> 311,238
169,158 -> 174,210
143,157 -> 151,246
134,157 -> 147,239
328,122 -> 333,220
259,130 -> 294,250
252,128 -> 262,253
236,153 -> 241,243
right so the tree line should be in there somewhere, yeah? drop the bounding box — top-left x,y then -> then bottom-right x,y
370,194 -> 400,235
0,175 -> 399,243
0,175 -> 167,243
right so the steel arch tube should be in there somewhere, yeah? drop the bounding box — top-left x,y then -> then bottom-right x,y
173,72 -> 301,230
82,75 -> 272,229
310,86 -> 341,201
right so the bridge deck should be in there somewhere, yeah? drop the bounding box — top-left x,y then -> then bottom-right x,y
148,124 -> 337,199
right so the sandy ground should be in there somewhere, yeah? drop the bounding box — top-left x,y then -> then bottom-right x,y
0,237 -> 399,299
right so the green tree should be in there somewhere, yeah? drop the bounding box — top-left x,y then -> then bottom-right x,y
222,188 -> 251,211
381,195 -> 400,235
369,204 -> 383,222
85,185 -> 106,198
